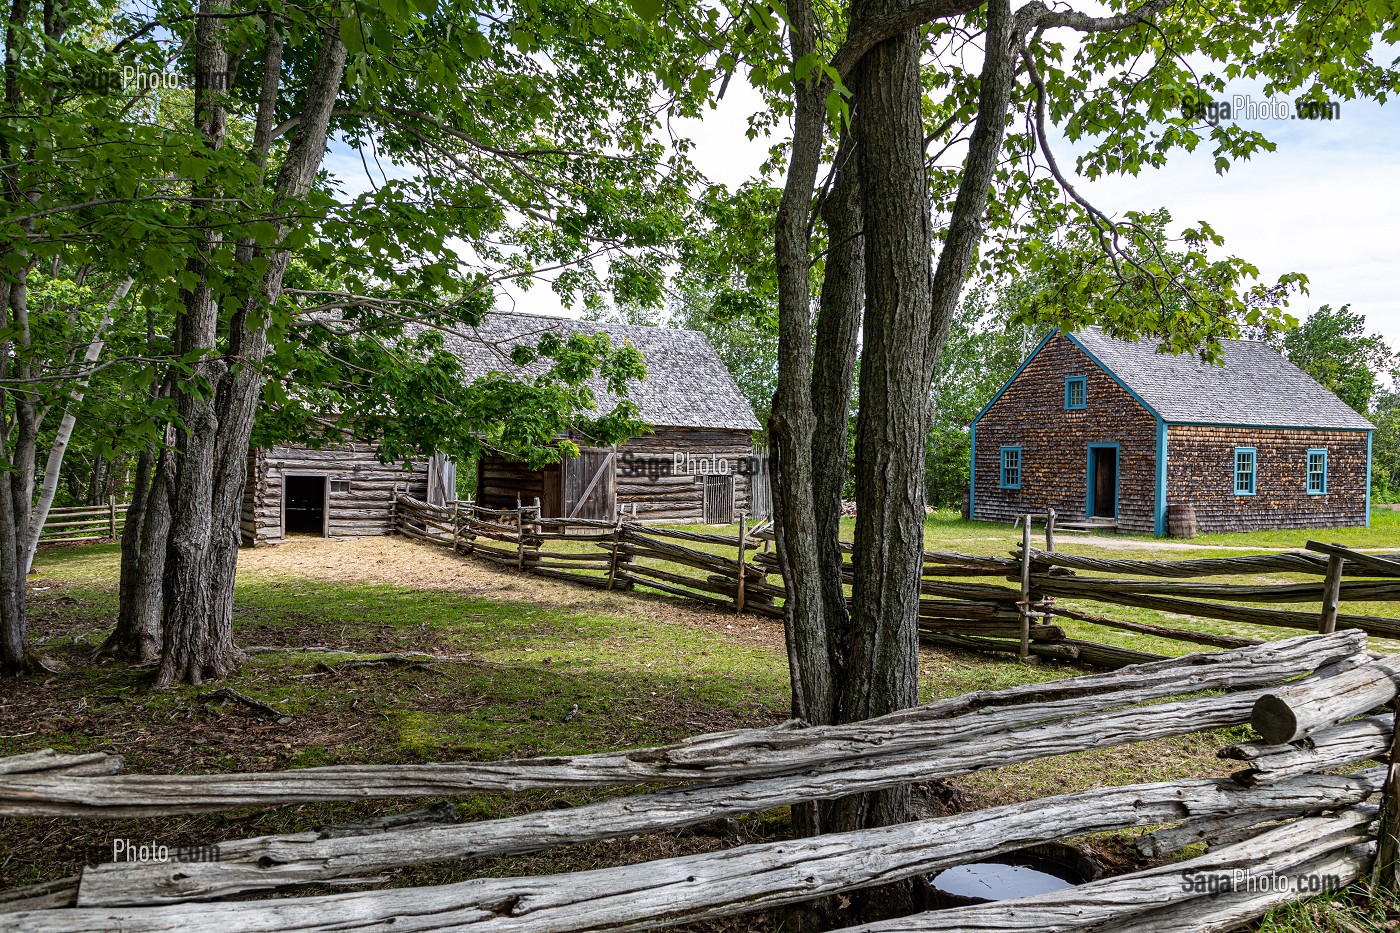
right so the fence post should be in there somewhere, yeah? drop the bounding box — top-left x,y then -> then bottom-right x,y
1019,515 -> 1032,662
1045,508 -> 1056,553
1319,551 -> 1344,634
607,515 -> 623,591
517,506 -> 526,571
735,514 -> 748,615
451,499 -> 460,553
1375,696 -> 1400,895
108,495 -> 117,539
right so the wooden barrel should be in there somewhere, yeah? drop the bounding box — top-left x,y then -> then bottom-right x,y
1167,503 -> 1197,539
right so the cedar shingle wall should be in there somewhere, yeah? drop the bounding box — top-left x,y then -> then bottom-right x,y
1165,426 -> 1368,532
973,334 -> 1159,533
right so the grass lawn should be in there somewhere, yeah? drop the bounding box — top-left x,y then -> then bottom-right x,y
1,517 -> 1395,930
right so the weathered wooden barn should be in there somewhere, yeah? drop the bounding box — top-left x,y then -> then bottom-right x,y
971,328 -> 1374,535
241,313 -> 761,545
450,313 -> 763,524
240,444 -> 433,545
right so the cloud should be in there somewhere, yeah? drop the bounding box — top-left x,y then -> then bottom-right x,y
1071,98 -> 1400,346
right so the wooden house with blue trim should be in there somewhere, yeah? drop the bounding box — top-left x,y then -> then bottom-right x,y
970,328 -> 1374,535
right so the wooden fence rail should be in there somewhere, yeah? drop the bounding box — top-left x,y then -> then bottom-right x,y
4,632 -> 1398,931
35,500 -> 127,544
394,495 -> 1400,669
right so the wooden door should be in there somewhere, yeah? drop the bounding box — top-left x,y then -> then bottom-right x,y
702,474 -> 735,524
563,447 -> 616,519
1090,447 -> 1118,518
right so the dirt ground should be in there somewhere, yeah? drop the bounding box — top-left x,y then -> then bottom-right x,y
242,535 -> 791,655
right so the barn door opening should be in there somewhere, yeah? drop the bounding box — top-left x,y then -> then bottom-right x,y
284,475 -> 328,536
702,474 -> 735,525
1087,445 -> 1118,520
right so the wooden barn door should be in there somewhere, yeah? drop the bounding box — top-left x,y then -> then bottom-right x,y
563,447 -> 616,519
702,474 -> 735,524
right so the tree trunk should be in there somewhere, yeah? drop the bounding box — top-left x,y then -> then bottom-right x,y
155,17 -> 344,688
810,129 -> 864,675
839,15 -> 933,833
109,442 -> 164,662
771,0 -> 836,735
152,0 -> 234,690
0,436 -> 25,674
0,275 -> 35,673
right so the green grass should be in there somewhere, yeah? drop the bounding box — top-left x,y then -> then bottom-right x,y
1258,886 -> 1399,932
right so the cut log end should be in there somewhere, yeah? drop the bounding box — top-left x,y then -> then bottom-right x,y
1252,694 -> 1302,746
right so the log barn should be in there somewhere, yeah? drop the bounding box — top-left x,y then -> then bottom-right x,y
241,313 -> 761,545
239,444 -> 433,545
971,327 -> 1374,535
448,313 -> 763,524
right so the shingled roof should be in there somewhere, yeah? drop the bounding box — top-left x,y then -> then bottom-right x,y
438,312 -> 761,432
1070,327 -> 1374,431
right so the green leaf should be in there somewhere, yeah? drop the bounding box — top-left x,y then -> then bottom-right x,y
628,0 -> 662,22
339,16 -> 367,55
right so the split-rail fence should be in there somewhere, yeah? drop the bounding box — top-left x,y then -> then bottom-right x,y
394,494 -> 1400,669
34,500 -> 126,545
3,631 -> 1398,930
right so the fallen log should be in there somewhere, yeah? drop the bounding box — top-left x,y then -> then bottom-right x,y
0,750 -> 122,777
1098,845 -> 1375,933
1251,655 -> 1400,744
0,877 -> 79,913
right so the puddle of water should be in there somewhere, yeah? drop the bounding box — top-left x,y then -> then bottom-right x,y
930,861 -> 1078,902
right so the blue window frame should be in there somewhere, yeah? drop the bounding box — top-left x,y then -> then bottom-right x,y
1064,376 -> 1087,410
1234,447 -> 1257,496
1000,446 -> 1022,490
1307,449 -> 1328,495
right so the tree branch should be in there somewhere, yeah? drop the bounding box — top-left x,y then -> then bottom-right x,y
830,0 -> 984,79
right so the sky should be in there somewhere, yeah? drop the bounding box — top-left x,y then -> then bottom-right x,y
325,71 -> 1400,349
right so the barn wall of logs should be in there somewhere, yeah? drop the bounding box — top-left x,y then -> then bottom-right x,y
477,428 -> 757,523
974,334 -> 1159,533
241,443 -> 428,546
1166,425 -> 1370,533
616,428 -> 756,523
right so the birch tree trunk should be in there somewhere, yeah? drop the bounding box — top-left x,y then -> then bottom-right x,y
20,278 -> 133,576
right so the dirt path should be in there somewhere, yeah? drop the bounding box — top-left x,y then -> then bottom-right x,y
239,536 -> 789,655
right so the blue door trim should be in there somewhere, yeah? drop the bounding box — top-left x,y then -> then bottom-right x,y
1086,442 -> 1121,521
